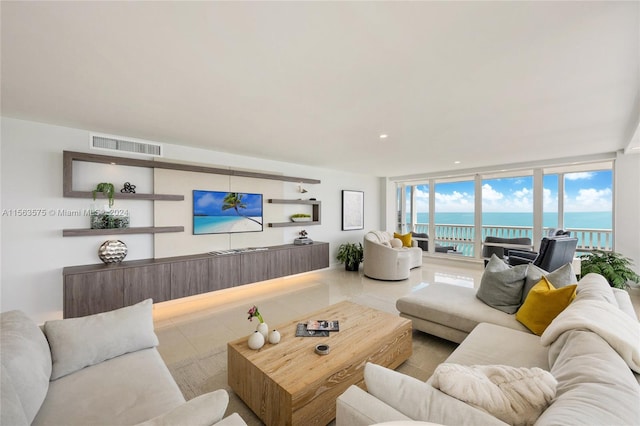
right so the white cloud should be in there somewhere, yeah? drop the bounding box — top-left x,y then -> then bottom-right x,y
481,184 -> 533,212
543,187 -> 557,212
565,188 -> 612,212
414,188 -> 429,209
482,184 -> 503,201
435,191 -> 474,212
196,192 -> 216,208
565,172 -> 593,181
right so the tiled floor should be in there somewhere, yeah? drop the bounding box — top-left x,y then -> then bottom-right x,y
151,258 -> 640,424
152,258 -> 482,424
153,258 -> 483,364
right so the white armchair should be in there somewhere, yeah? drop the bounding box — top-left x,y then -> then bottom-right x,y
363,231 -> 422,281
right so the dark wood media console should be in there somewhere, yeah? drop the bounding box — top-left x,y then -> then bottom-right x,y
62,242 -> 330,318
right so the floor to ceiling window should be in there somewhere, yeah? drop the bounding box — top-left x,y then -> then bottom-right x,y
433,179 -> 475,257
482,174 -> 534,241
396,159 -> 614,259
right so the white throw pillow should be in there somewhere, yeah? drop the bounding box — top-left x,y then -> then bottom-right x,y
390,238 -> 403,248
45,299 -> 159,380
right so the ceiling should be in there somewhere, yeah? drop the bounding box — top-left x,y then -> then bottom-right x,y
2,1 -> 639,178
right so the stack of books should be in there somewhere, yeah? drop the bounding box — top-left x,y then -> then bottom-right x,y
295,320 -> 340,337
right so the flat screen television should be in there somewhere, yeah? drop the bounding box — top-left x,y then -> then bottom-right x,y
193,190 -> 263,235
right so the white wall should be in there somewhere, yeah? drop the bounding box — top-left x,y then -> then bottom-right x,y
1,117 -> 380,323
615,151 -> 640,273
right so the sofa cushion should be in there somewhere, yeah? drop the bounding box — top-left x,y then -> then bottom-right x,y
32,348 -> 185,426
430,363 -> 556,426
135,389 -> 229,426
1,364 -> 29,426
44,299 -> 159,380
515,277 -> 577,335
363,363 -> 507,426
0,310 -> 52,424
476,254 -> 528,314
444,323 -> 548,370
536,330 -> 640,426
394,232 -> 413,247
521,263 -> 576,304
397,283 -> 531,336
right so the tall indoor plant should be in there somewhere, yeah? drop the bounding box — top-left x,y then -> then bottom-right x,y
579,250 -> 640,289
337,242 -> 364,271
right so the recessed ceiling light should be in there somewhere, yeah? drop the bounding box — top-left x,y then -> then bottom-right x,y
454,161 -> 461,164
631,146 -> 640,150
379,134 -> 388,139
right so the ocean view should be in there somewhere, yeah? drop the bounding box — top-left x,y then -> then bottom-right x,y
410,212 -> 612,230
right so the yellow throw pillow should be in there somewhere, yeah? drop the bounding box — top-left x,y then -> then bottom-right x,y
394,232 -> 413,247
515,276 -> 577,336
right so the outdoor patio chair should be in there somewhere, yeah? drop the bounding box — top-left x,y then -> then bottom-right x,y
507,236 -> 578,272
482,236 -> 532,263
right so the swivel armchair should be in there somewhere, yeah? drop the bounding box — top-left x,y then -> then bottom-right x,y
507,236 -> 578,272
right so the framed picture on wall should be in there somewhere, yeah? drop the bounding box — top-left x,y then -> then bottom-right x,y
342,190 -> 364,230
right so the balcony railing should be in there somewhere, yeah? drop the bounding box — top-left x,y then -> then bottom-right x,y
411,223 -> 612,257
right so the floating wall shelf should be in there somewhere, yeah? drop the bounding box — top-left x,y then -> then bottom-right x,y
62,226 -> 185,237
62,151 -> 321,236
267,199 -> 321,227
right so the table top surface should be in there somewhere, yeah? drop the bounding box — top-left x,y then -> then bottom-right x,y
228,300 -> 411,393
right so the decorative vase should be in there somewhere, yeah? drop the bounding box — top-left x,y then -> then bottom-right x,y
256,322 -> 269,340
98,240 -> 128,264
248,331 -> 265,350
268,329 -> 281,344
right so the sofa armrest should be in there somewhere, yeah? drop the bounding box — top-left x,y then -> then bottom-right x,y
135,390 -> 229,426
507,249 -> 537,260
336,385 -> 411,426
212,413 -> 247,426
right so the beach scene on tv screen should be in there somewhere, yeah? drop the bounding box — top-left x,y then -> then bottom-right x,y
193,190 -> 263,234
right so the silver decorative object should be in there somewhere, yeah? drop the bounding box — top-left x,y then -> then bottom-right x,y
98,240 -> 128,264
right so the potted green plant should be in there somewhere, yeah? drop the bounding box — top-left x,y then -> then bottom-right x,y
90,182 -> 129,229
92,182 -> 116,208
579,250 -> 640,289
337,242 -> 364,271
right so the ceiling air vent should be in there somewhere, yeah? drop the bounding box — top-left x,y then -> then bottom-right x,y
90,133 -> 163,157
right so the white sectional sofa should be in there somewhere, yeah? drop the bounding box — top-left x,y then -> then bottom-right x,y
337,273 -> 640,425
1,299 -> 246,426
363,231 -> 422,281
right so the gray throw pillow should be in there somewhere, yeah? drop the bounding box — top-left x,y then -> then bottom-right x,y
521,263 -> 576,304
476,254 -> 529,314
44,299 -> 158,380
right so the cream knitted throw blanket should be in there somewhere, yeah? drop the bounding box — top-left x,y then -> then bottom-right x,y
540,298 -> 640,373
431,363 -> 557,426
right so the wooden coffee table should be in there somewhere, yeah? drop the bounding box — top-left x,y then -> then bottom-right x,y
227,301 -> 412,426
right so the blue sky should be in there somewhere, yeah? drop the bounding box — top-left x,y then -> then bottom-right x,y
412,170 -> 612,213
193,191 -> 263,216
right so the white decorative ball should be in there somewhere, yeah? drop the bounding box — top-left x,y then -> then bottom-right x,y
248,331 -> 265,350
268,329 -> 281,344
